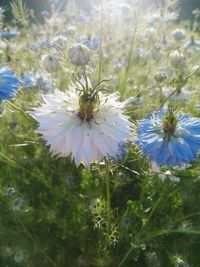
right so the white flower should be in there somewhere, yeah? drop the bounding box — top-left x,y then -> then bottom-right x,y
31,81 -> 133,168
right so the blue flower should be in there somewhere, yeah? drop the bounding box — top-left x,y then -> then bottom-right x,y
77,36 -> 100,51
78,14 -> 90,23
22,71 -> 53,91
136,110 -> 200,166
41,10 -> 49,17
0,31 -> 17,39
160,36 -> 171,47
182,36 -> 200,48
38,40 -> 53,49
111,142 -> 127,163
0,67 -> 20,102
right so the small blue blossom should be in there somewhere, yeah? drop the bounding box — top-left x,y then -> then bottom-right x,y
172,28 -> 186,41
0,31 -> 17,39
38,40 -> 53,49
77,36 -> 100,51
22,71 -> 53,90
113,59 -> 127,71
61,25 -> 76,36
136,110 -> 200,166
182,36 -> 200,47
78,14 -> 89,23
111,142 -> 127,163
0,67 -> 20,102
135,47 -> 150,60
181,37 -> 200,52
41,10 -> 49,17
160,37 -> 171,47
30,43 -> 38,51
182,40 -> 196,47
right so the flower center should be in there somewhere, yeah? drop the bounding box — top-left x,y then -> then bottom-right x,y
78,92 -> 99,122
72,74 -> 109,122
162,109 -> 178,140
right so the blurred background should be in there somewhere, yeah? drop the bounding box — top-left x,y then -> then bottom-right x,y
1,0 -> 200,22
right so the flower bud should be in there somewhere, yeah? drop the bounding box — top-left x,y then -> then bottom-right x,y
154,70 -> 167,83
68,44 -> 90,66
52,35 -> 68,49
172,28 -> 186,40
169,50 -> 185,68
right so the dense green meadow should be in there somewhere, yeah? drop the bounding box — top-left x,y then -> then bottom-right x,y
1,0 -> 200,266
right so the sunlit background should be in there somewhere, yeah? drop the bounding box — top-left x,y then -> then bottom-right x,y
1,0 -> 200,22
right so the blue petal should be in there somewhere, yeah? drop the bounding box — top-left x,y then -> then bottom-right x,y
182,118 -> 200,135
136,109 -> 200,166
0,66 -> 20,101
168,137 -> 193,163
152,141 -> 171,165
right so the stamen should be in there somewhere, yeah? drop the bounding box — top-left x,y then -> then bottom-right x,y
162,109 -> 178,139
83,68 -> 89,91
92,79 -> 110,93
92,88 -> 110,98
72,73 -> 86,92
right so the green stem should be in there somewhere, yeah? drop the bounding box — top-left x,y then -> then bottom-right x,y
121,0 -> 141,99
16,215 -> 57,267
105,162 -> 111,247
159,86 -> 163,105
6,100 -> 33,122
118,227 -> 200,267
98,0 -> 104,82
118,245 -> 134,267
23,26 -> 32,66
